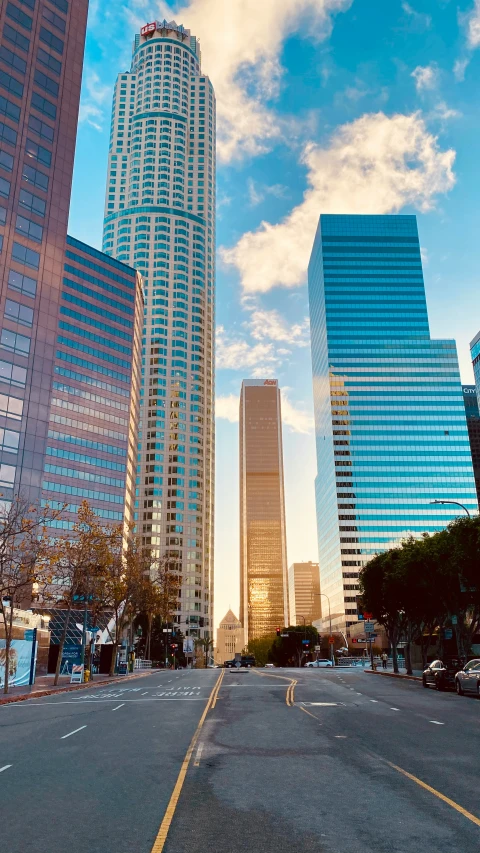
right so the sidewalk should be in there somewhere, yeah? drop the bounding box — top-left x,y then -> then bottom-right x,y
365,665 -> 423,681
0,670 -> 155,705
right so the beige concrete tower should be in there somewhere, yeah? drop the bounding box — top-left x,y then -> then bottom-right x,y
102,20 -> 215,640
240,380 -> 289,642
288,562 -> 321,626
214,609 -> 244,665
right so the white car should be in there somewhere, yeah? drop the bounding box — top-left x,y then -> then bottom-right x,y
305,659 -> 333,668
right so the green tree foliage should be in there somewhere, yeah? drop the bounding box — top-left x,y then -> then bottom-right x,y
246,634 -> 277,667
269,625 -> 320,667
360,516 -> 480,673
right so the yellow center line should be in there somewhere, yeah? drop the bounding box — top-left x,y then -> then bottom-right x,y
386,761 -> 480,828
210,668 -> 224,709
150,670 -> 223,853
253,669 -> 296,706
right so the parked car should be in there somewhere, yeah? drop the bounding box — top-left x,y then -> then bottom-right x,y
264,663 -> 275,668
305,659 -> 333,668
455,659 -> 480,695
422,658 -> 464,691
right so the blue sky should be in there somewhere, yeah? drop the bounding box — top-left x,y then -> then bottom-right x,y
69,0 -> 480,626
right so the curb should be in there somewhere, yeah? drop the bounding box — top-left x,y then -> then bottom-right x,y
0,669 -> 155,705
365,669 -> 422,682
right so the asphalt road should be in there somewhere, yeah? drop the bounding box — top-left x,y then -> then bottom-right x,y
1,667 -> 479,852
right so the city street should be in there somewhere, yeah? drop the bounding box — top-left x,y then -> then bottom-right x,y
1,666 -> 479,852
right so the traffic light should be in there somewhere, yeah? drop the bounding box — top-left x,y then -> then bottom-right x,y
276,627 -> 281,637
356,595 -> 365,620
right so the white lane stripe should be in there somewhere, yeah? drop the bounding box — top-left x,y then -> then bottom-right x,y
390,708 -> 400,711
112,704 -> 125,711
141,691 -> 148,695
429,720 -> 444,725
370,700 -> 379,703
61,725 -> 87,739
0,765 -> 12,773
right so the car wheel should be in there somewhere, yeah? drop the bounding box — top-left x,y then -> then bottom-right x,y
456,679 -> 463,696
422,675 -> 428,688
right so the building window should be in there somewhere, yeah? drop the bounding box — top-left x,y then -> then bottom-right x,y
34,69 -> 58,98
0,68 -> 23,99
6,4 -> 33,33
48,0 -> 68,12
39,27 -> 63,55
3,24 -> 30,53
0,176 -> 10,198
28,114 -> 54,143
8,268 -> 36,297
0,93 -> 20,124
0,427 -> 20,452
16,214 -> 43,243
0,463 -> 15,486
0,328 -> 30,356
0,359 -> 26,388
0,392 -> 23,420
5,299 -> 33,327
0,44 -> 27,75
25,138 -> 51,168
11,241 -> 39,269
31,92 -> 56,120
42,7 -> 66,34
19,187 -> 46,217
0,150 -> 14,173
22,162 -> 48,192
36,47 -> 62,76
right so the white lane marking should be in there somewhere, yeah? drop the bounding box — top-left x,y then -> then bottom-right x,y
334,736 -> 347,739
194,742 -> 204,767
141,691 -> 149,695
370,700 -> 379,703
0,765 -> 12,773
303,702 -> 337,707
391,707 -> 400,711
112,704 -> 125,711
356,692 -> 363,695
429,720 -> 445,725
61,725 -> 87,740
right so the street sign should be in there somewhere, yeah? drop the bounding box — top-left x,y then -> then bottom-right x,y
24,629 -> 34,641
364,612 -> 372,620
302,639 -> 310,646
351,638 -> 366,644
328,636 -> 334,644
281,633 -> 289,638
364,621 -> 375,633
444,628 -> 453,640
183,638 -> 194,654
314,645 -> 321,651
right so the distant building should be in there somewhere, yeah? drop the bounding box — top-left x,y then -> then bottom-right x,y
308,214 -> 477,634
41,237 -> 143,533
215,610 -> 244,665
471,332 -> 480,410
462,385 -> 480,505
240,379 -> 289,642
288,562 -> 321,626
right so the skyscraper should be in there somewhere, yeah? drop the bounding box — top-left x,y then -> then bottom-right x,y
462,384 -> 480,505
470,331 -> 480,409
240,379 -> 289,642
288,561 -> 321,626
0,0 -> 89,505
309,214 -> 477,634
42,236 -> 143,533
102,20 -> 216,639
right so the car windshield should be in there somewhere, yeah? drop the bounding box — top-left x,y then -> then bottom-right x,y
465,660 -> 480,671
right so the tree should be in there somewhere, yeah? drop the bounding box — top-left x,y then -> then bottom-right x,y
0,495 -> 62,693
360,549 -> 407,673
46,501 -> 113,685
101,527 -> 146,676
197,636 -> 214,668
269,625 -> 319,667
246,634 -> 276,667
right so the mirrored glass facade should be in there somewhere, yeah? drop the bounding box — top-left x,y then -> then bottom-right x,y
240,380 -> 289,642
309,214 -> 478,633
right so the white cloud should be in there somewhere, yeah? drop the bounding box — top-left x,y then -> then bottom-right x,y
153,0 -> 352,161
281,391 -> 314,434
221,111 -> 456,294
248,309 -> 310,347
215,394 -> 239,423
402,2 -> 431,29
247,178 -> 264,207
411,64 -> 438,92
467,0 -> 480,48
453,58 -> 469,81
79,71 -> 114,130
247,179 -> 289,207
78,103 -> 103,131
215,389 -> 314,435
216,325 -> 280,377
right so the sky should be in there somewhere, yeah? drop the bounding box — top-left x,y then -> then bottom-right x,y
69,0 -> 480,628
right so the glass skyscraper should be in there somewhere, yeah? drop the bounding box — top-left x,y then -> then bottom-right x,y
102,20 -> 215,639
308,214 -> 477,633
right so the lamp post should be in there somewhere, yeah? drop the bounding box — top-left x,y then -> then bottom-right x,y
429,499 -> 470,518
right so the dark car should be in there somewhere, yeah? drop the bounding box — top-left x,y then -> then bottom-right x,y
455,659 -> 480,696
422,658 -> 464,691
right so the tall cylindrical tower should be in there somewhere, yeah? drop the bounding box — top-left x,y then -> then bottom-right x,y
102,20 -> 215,639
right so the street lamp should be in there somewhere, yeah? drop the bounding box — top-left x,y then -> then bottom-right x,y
429,499 -> 470,518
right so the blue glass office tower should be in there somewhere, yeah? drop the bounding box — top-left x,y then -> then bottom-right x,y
308,214 -> 477,633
